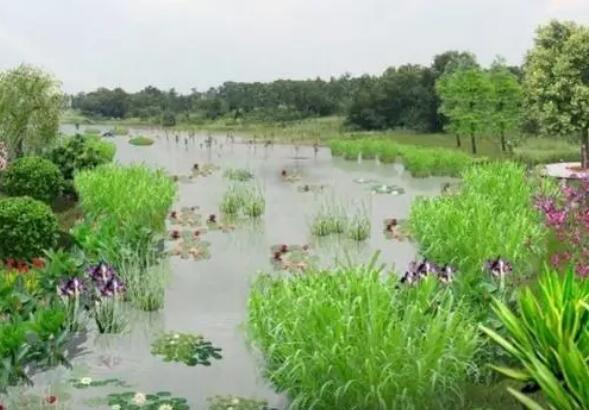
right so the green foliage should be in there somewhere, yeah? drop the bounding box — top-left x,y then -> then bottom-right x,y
409,162 -> 546,297
513,138 -> 580,165
118,252 -> 169,311
223,168 -> 254,181
0,65 -> 62,158
220,184 -> 265,218
162,111 -> 176,127
1,156 -> 63,202
347,207 -> 371,241
46,134 -> 115,181
112,126 -> 129,135
93,295 -> 127,334
107,391 -> 189,410
208,395 -> 272,410
128,136 -> 154,146
248,265 -> 480,410
0,197 -> 58,260
329,138 -> 474,177
75,164 -> 176,232
151,332 -> 222,366
481,269 -> 589,410
310,200 -> 348,236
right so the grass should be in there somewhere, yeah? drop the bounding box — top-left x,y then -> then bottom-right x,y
119,251 -> 169,311
112,126 -> 129,135
220,184 -> 265,218
84,127 -> 101,134
347,206 -> 371,241
247,264 -> 480,410
129,136 -> 154,146
513,137 -> 580,165
223,168 -> 255,182
408,162 -> 547,298
310,200 -> 348,236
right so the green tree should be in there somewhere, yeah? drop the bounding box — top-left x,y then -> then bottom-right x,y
436,67 -> 493,154
0,65 -> 63,158
524,20 -> 589,166
489,58 -> 523,152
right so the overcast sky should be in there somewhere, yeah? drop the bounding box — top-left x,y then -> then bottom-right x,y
0,0 -> 588,94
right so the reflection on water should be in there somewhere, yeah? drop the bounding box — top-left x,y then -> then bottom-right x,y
4,126 -> 454,409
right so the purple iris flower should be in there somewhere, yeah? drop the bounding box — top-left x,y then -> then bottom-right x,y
87,262 -> 116,286
58,277 -> 85,297
437,265 -> 455,284
484,257 -> 512,278
99,275 -> 126,297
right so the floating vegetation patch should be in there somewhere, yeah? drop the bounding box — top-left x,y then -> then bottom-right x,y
69,377 -> 129,389
280,169 -> 303,183
168,228 -> 206,241
224,168 -> 255,181
353,177 -> 381,184
107,391 -> 189,410
168,237 -> 211,260
369,184 -> 405,195
383,218 -> 411,241
296,184 -> 326,193
128,136 -> 154,146
112,126 -> 129,135
208,395 -> 277,410
206,213 -> 237,233
192,163 -> 220,177
220,184 -> 265,218
151,332 -> 223,366
270,244 -> 316,272
168,206 -> 201,227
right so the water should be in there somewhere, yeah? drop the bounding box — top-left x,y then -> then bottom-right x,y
5,127 -> 453,409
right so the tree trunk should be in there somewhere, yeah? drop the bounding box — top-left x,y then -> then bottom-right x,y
500,131 -> 506,153
583,127 -> 589,169
455,134 -> 461,148
470,133 -> 477,155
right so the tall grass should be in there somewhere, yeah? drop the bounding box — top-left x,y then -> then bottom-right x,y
513,137 -> 579,165
75,164 -> 177,232
347,206 -> 371,241
329,138 -> 474,177
220,183 -> 265,218
409,162 -> 546,295
248,264 -> 480,410
310,201 -> 348,236
119,251 -> 169,311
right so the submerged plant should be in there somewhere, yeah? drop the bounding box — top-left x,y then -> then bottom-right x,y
248,263 -> 480,409
151,332 -> 222,366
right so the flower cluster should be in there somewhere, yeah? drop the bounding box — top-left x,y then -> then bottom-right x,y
1,257 -> 45,273
535,178 -> 589,277
401,259 -> 456,285
483,257 -> 513,279
58,262 -> 125,299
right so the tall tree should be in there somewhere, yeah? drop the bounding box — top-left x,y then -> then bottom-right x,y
524,20 -> 589,167
489,58 -> 523,152
0,65 -> 63,158
436,67 -> 493,154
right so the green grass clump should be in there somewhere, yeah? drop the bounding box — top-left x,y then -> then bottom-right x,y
310,201 -> 348,236
85,135 -> 116,162
129,136 -> 154,146
220,184 -> 265,218
347,207 -> 371,241
409,162 -> 546,293
513,138 -> 579,165
243,186 -> 265,217
75,164 -> 177,232
329,138 -> 474,177
248,265 -> 480,410
112,126 -> 129,135
119,252 -> 169,311
223,168 -> 255,181
84,127 -> 101,134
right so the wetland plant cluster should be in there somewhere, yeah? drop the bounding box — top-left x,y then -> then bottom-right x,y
151,332 -> 223,367
310,201 -> 371,241
220,183 -> 265,218
329,138 -> 475,177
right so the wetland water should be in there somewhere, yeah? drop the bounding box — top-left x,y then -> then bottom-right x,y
6,126 -> 453,409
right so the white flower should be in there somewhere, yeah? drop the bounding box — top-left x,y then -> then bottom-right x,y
80,377 -> 92,385
132,392 -> 147,405
231,398 -> 240,405
173,333 -> 180,339
158,404 -> 173,410
111,405 -> 122,410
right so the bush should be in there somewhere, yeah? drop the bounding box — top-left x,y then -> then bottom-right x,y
1,156 -> 63,202
409,162 -> 546,298
248,266 -> 480,410
0,196 -> 58,260
75,164 -> 176,233
162,111 -> 176,127
47,134 -> 115,180
128,136 -> 154,146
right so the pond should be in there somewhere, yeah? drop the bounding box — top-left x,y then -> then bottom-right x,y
7,126 -> 453,409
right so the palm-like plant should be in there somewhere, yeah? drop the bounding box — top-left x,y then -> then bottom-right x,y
481,269 -> 589,410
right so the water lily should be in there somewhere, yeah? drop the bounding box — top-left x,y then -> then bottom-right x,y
158,405 -> 173,410
80,376 -> 92,385
132,392 -> 147,406
484,257 -> 512,278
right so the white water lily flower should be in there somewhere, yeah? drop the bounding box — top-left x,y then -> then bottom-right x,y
132,392 -> 147,405
111,405 -> 122,410
158,404 -> 173,410
80,377 -> 92,385
173,333 -> 180,339
231,398 -> 240,405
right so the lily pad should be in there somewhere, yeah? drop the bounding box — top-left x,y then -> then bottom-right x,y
168,207 -> 201,227
69,377 -> 130,389
270,244 -> 317,272
192,163 -> 220,177
383,218 -> 411,241
107,390 -> 189,410
151,332 -> 223,367
280,169 -> 303,183
370,184 -> 405,195
168,238 -> 211,260
353,178 -> 381,184
207,395 -> 277,410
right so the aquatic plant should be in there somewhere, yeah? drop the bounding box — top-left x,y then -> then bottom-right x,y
270,244 -> 315,272
310,201 -> 347,236
346,207 -> 371,241
224,168 -> 254,181
369,183 -> 405,195
248,263 -> 480,409
112,126 -> 129,135
296,184 -> 325,193
151,332 -> 222,366
383,218 -> 411,241
280,169 -> 303,182
220,184 -> 265,218
207,395 -> 275,410
84,127 -> 101,134
107,391 -> 189,410
242,186 -> 265,218
168,206 -> 201,227
220,184 -> 245,215
192,163 -> 220,178
128,136 -> 154,146
168,237 -> 211,260
118,252 -> 169,312
69,377 -> 129,389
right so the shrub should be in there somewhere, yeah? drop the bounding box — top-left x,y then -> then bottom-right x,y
75,164 -> 176,233
409,162 -> 546,299
162,111 -> 176,127
248,265 -> 480,410
1,156 -> 63,202
47,134 -> 115,180
129,136 -> 154,146
481,268 -> 589,409
0,196 -> 58,260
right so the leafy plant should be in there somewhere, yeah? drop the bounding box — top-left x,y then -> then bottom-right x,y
151,332 -> 222,366
0,197 -> 58,260
1,156 -> 63,202
247,262 -> 480,410
118,252 -> 169,311
481,268 -> 589,410
128,136 -> 154,146
107,390 -> 189,410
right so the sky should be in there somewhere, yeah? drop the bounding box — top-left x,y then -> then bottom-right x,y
0,0 -> 588,94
